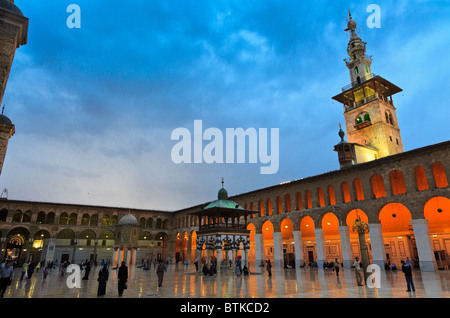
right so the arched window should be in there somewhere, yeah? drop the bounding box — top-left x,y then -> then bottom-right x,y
414,166 -> 429,191
432,162 -> 448,188
355,66 -> 359,74
363,113 -> 371,121
305,190 -> 312,209
296,192 -> 302,211
317,187 -> 325,207
327,185 -> 336,205
284,194 -> 291,212
59,212 -> 68,225
390,170 -> 407,195
353,178 -> 364,201
341,182 -> 351,203
355,116 -> 363,124
371,174 -> 386,198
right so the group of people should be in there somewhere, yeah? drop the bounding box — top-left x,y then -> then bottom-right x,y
352,256 -> 415,292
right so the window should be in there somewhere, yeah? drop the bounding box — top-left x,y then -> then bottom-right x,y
356,116 -> 363,124
355,66 -> 359,74
364,113 -> 371,121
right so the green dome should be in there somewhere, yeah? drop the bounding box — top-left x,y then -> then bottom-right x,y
218,187 -> 228,200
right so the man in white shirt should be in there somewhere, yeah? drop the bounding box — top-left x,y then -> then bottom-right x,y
353,257 -> 363,286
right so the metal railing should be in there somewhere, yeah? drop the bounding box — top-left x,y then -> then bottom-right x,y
341,73 -> 377,92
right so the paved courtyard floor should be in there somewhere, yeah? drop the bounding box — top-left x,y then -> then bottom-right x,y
3,263 -> 450,299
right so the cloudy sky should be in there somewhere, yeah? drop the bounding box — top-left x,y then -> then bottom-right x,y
2,0 -> 449,211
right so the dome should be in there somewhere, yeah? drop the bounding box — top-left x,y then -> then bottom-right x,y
346,19 -> 357,31
218,187 -> 228,200
0,0 -> 24,16
117,214 -> 138,226
0,114 -> 12,125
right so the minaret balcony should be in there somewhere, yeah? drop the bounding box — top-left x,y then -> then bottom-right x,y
341,73 -> 376,91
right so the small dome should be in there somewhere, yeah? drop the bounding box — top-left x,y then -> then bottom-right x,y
218,187 -> 228,200
117,214 -> 138,226
0,0 -> 24,16
346,19 -> 357,31
0,114 -> 12,125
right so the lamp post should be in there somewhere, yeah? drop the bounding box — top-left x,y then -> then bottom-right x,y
352,218 -> 370,283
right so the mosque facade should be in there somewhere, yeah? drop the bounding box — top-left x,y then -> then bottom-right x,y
0,2 -> 448,273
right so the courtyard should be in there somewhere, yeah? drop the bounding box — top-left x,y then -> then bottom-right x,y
3,263 -> 450,299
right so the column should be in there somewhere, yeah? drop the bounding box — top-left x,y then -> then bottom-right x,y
369,223 -> 387,270
293,231 -> 304,267
45,238 -> 56,264
131,247 -> 137,267
314,229 -> 326,267
26,238 -> 34,262
254,233 -> 265,273
272,232 -> 283,267
215,247 -> 222,272
112,247 -> 118,268
410,218 -> 437,271
71,239 -> 78,263
93,239 -> 98,264
243,248 -> 249,268
338,225 -> 353,268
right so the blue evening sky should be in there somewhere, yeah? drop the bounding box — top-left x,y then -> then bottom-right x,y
2,0 -> 449,210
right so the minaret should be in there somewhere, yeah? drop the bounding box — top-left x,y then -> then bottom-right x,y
332,12 -> 404,167
0,0 -> 28,175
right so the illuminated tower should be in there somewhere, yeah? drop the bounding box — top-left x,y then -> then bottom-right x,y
0,0 -> 28,174
333,13 -> 403,168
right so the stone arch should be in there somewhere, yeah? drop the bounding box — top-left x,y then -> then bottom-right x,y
424,196 -> 450,234
299,215 -> 315,239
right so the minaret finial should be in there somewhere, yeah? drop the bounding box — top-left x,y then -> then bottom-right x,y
348,9 -> 352,20
221,177 -> 224,188
1,105 -> 4,115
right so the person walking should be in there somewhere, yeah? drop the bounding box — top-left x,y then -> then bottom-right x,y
0,260 -> 14,297
117,261 -> 128,296
156,260 -> 167,288
401,260 -> 415,292
353,257 -> 363,286
266,260 -> 272,277
82,261 -> 91,280
333,259 -> 340,277
97,265 -> 109,296
20,260 -> 29,281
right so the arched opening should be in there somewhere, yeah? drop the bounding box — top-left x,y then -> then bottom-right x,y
81,214 -> 90,226
328,185 -> 336,205
36,212 -> 46,224
341,181 -> 351,203
353,178 -> 364,201
371,174 -> 386,198
284,194 -> 291,212
280,218 -> 295,267
390,170 -> 407,195
259,200 -> 264,217
432,162 -> 448,188
317,187 -> 325,207
59,212 -> 68,225
299,216 -> 315,265
262,220 -> 274,264
414,166 -> 429,191
296,192 -> 302,211
424,197 -> 450,269
379,203 -> 415,268
266,198 -> 273,216
321,213 -> 341,264
276,196 -> 282,214
305,190 -> 312,209
346,209 -> 370,261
